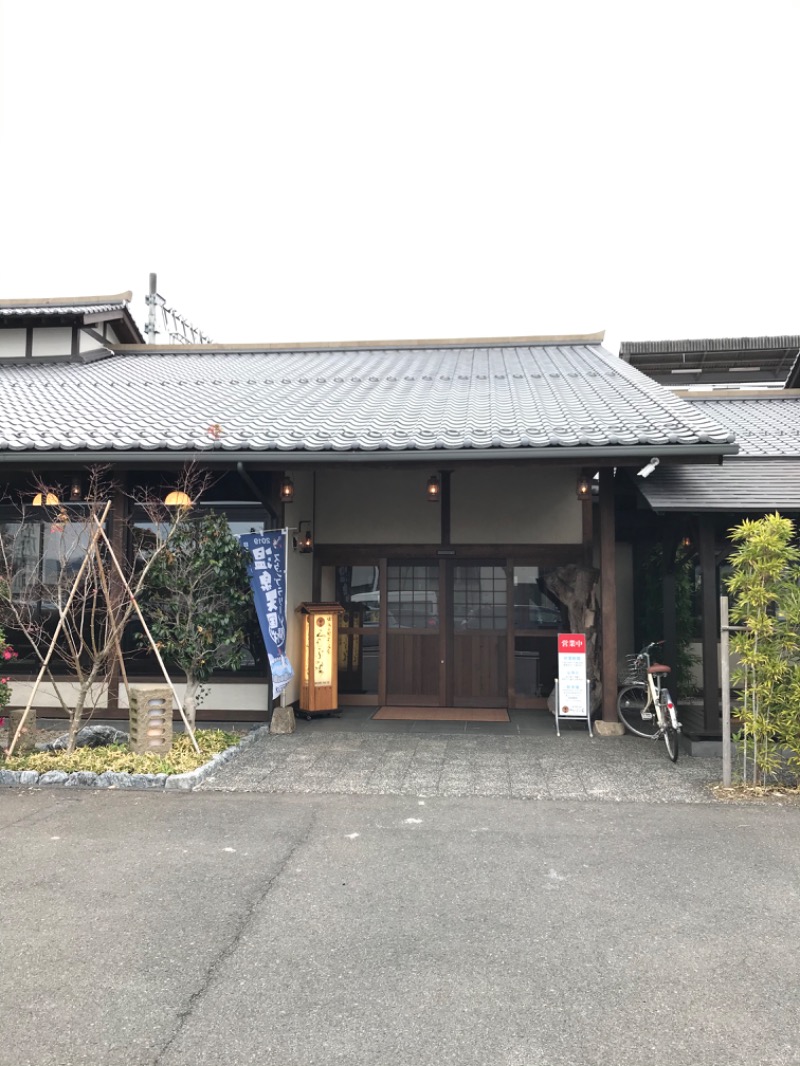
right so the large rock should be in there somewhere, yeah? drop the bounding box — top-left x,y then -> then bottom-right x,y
40,725 -> 129,752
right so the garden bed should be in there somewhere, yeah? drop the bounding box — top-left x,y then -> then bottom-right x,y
0,725 -> 258,791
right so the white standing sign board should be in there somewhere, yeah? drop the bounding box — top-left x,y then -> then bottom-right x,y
554,633 -> 592,737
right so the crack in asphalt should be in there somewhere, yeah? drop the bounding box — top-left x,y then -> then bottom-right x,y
150,804 -> 319,1066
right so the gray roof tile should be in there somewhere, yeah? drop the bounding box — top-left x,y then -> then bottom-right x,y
686,396 -> 800,456
638,459 -> 800,512
0,343 -> 736,455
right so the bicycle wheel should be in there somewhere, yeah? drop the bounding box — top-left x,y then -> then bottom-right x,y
660,691 -> 680,762
617,684 -> 659,738
663,725 -> 680,762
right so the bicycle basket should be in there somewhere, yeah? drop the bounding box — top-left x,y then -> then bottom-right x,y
619,653 -> 646,685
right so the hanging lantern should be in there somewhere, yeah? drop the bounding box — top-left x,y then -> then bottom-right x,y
426,475 -> 441,501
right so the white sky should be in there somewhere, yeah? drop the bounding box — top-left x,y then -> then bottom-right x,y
1,0 -> 798,353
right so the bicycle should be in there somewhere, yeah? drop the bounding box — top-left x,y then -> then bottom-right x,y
617,641 -> 681,762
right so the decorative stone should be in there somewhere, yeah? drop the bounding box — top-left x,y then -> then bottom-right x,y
41,725 -> 129,752
18,770 -> 39,787
164,772 -> 196,791
270,705 -> 296,734
64,771 -> 98,788
129,774 -> 153,789
594,720 -> 626,737
39,770 -> 69,785
0,769 -> 21,787
129,686 -> 173,755
102,771 -> 136,789
8,709 -> 36,753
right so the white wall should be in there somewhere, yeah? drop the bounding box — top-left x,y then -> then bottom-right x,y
31,327 -> 72,356
0,330 -> 26,358
6,680 -> 272,715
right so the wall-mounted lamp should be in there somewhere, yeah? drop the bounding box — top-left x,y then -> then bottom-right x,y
32,491 -> 60,506
294,520 -> 313,553
70,476 -> 82,502
576,473 -> 592,500
681,536 -> 692,549
426,475 -> 441,502
280,476 -> 295,503
637,457 -> 660,479
164,490 -> 192,508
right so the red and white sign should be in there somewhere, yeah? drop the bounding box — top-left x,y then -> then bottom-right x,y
557,632 -> 588,718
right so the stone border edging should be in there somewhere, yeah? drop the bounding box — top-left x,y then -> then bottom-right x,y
0,724 -> 272,792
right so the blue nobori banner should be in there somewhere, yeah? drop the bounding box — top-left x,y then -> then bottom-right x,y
238,530 -> 293,698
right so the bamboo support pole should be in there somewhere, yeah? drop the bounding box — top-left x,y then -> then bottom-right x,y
6,501 -> 112,757
91,515 -> 200,753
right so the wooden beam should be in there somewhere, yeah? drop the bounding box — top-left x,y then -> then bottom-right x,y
699,515 -> 719,733
599,468 -> 618,722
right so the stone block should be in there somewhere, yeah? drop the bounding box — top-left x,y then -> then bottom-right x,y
129,686 -> 173,755
270,706 -> 296,734
8,709 -> 36,753
594,720 -> 626,737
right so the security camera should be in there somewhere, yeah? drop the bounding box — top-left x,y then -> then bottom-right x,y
637,458 -> 660,478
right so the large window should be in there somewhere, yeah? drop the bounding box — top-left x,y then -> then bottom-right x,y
126,506 -> 268,676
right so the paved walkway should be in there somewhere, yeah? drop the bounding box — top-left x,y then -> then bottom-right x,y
200,709 -> 722,802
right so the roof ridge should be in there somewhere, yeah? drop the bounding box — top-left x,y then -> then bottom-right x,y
110,331 -> 605,354
0,291 -> 132,309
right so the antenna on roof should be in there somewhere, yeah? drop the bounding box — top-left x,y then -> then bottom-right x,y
144,272 -> 213,345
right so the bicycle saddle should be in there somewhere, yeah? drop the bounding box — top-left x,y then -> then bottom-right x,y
647,663 -> 671,674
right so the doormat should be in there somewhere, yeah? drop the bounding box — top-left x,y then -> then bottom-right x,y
373,707 -> 510,722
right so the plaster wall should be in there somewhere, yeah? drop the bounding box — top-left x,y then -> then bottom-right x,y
6,680 -> 271,715
31,328 -> 72,357
0,330 -> 26,358
316,465 -> 582,545
450,465 -> 582,544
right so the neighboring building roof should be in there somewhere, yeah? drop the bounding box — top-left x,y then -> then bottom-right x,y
682,394 -> 800,456
0,291 -> 144,344
637,459 -> 800,512
637,394 -> 800,512
0,340 -> 737,461
619,335 -> 800,386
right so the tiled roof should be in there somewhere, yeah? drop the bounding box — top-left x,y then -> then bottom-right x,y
0,292 -> 133,318
638,395 -> 800,511
638,459 -> 800,512
685,396 -> 800,456
0,342 -> 737,456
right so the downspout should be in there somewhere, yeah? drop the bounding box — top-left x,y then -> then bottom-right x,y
236,462 -> 281,721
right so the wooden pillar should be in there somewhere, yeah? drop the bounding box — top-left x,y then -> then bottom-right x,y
699,515 -> 719,734
599,467 -> 618,723
440,470 -> 451,547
